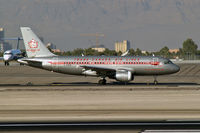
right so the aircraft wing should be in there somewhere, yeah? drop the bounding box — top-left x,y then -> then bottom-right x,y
0,57 -> 4,60
81,65 -> 115,72
81,65 -> 134,74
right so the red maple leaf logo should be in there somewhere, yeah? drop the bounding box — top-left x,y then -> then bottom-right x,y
28,39 -> 38,48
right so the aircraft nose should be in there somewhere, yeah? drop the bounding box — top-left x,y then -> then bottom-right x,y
3,54 -> 12,61
173,64 -> 180,73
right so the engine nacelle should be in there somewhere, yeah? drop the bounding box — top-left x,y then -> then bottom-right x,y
115,70 -> 134,82
82,69 -> 97,76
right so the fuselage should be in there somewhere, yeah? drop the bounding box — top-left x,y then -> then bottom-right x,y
18,55 -> 180,77
19,27 -> 181,83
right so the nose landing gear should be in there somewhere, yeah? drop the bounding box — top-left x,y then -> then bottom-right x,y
4,61 -> 9,66
153,76 -> 158,85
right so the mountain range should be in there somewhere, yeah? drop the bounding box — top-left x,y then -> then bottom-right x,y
1,0 -> 200,51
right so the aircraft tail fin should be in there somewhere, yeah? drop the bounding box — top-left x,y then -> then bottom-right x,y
20,27 -> 56,58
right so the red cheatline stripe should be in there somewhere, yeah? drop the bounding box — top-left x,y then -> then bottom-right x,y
48,61 -> 160,65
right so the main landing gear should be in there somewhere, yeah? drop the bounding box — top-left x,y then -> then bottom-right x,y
153,76 -> 158,85
98,78 -> 106,85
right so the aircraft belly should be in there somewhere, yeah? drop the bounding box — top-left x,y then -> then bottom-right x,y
42,62 -> 82,75
58,65 -> 82,75
42,65 -> 51,71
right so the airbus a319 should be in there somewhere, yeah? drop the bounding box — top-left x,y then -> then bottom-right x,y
18,27 -> 180,85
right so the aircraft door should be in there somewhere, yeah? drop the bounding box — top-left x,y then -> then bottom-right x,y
152,58 -> 159,68
52,56 -> 59,72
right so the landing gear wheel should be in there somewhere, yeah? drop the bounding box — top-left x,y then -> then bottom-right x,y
98,79 -> 106,85
102,79 -> 106,85
153,76 -> 158,85
154,80 -> 158,85
98,80 -> 103,85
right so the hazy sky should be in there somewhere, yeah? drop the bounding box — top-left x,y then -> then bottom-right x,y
1,0 -> 200,51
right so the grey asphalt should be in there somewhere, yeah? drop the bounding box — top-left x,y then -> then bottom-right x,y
1,63 -> 200,132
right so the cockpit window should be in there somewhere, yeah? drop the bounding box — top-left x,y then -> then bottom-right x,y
4,53 -> 13,55
164,60 -> 173,64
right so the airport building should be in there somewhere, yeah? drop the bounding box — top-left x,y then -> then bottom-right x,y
169,49 -> 179,53
92,47 -> 106,52
3,42 -> 12,51
0,28 -> 13,51
0,28 -> 4,38
46,43 -> 62,53
46,43 -> 56,49
0,28 -> 4,52
91,44 -> 106,52
115,40 -> 130,53
142,51 -> 147,54
51,49 -> 61,53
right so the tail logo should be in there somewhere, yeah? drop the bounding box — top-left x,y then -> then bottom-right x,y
28,39 -> 38,48
27,39 -> 40,53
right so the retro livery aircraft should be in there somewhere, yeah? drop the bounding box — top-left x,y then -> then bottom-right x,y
18,27 -> 180,85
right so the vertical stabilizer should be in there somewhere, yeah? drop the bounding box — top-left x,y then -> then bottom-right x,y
20,27 -> 55,58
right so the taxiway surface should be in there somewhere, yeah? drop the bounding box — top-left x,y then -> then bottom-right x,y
1,63 -> 200,132
0,62 -> 200,85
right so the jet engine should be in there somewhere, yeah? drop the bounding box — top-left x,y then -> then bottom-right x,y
115,70 -> 134,82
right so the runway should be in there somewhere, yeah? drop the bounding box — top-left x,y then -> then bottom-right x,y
1,63 -> 200,132
1,85 -> 200,122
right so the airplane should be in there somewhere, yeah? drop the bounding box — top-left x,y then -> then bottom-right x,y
18,27 -> 180,85
0,37 -> 24,66
3,49 -> 23,66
